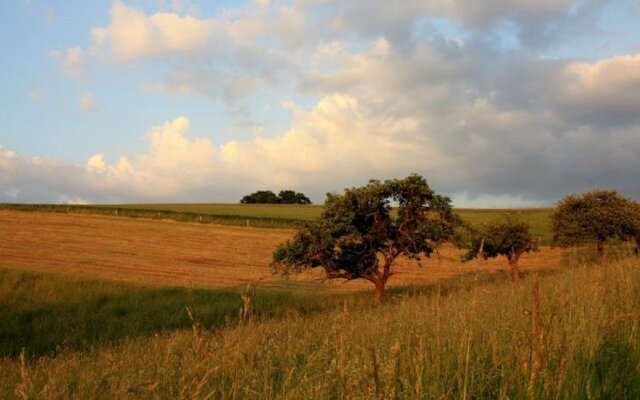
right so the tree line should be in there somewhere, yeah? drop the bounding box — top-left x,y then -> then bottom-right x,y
240,190 -> 311,205
271,174 -> 640,302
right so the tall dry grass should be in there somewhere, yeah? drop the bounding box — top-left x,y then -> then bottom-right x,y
2,257 -> 638,399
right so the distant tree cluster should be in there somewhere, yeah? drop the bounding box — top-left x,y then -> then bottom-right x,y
241,190 -> 311,205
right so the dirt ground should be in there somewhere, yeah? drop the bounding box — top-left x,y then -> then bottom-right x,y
0,210 -> 567,292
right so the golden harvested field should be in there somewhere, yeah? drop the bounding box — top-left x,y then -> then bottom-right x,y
0,210 -> 565,292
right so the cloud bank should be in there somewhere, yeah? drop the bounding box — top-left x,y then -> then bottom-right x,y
7,0 -> 640,205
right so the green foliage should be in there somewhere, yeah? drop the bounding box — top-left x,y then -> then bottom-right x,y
272,174 -> 462,301
241,190 -> 280,204
277,190 -> 312,205
552,190 -> 639,254
460,215 -> 536,281
240,190 -> 312,204
0,269 -> 358,357
463,215 -> 536,263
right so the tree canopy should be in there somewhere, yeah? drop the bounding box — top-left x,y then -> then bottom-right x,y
462,215 -> 537,281
271,174 -> 462,302
240,190 -> 311,204
552,190 -> 639,257
277,190 -> 312,205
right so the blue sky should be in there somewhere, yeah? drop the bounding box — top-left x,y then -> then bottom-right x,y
1,0 -> 639,205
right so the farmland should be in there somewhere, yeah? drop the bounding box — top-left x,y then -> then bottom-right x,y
0,209 -> 563,290
1,207 -> 638,398
0,203 -> 553,242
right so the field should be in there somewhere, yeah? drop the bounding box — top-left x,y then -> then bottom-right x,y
1,207 -> 638,398
118,203 -> 324,221
0,209 -> 564,291
2,258 -> 639,398
0,203 -> 554,242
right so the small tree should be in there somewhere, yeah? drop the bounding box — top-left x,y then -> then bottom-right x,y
462,216 -> 536,282
552,190 -> 638,257
271,174 -> 461,302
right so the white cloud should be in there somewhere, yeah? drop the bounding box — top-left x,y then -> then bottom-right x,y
552,53 -> 640,125
85,117 -> 217,196
91,0 -> 215,61
80,93 -> 98,112
86,154 -> 106,171
220,93 -> 434,188
1,118 -> 220,203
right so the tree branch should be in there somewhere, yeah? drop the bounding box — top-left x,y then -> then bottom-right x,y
323,268 -> 353,281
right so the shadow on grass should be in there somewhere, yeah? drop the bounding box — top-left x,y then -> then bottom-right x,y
0,263 -> 572,359
1,287 -> 239,357
578,323 -> 640,399
0,269 -> 362,358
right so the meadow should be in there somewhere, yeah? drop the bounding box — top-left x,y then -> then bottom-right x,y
1,207 -> 638,398
2,258 -> 639,398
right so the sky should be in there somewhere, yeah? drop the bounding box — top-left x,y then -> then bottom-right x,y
1,0 -> 639,206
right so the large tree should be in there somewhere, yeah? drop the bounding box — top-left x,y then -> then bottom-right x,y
462,215 -> 537,282
271,174 -> 461,302
552,190 -> 638,257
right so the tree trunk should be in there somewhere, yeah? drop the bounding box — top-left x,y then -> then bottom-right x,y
597,240 -> 605,258
508,257 -> 521,282
374,278 -> 386,303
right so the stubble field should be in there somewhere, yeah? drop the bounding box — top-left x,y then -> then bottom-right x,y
0,209 -> 562,291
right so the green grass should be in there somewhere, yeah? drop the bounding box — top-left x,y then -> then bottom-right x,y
117,203 -> 324,221
0,268 -> 364,358
2,258 -> 639,398
0,266 -> 519,359
0,204 -> 309,228
457,208 -> 552,244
